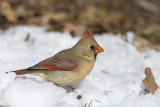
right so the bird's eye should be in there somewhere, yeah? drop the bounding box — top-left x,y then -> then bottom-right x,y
90,45 -> 95,50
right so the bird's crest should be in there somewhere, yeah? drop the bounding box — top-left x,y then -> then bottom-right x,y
82,29 -> 93,39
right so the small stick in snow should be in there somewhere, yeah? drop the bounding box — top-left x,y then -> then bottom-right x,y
24,33 -> 30,42
143,67 -> 159,94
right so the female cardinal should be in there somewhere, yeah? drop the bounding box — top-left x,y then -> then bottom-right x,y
11,29 -> 104,86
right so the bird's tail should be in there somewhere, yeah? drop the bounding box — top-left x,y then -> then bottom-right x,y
11,69 -> 28,75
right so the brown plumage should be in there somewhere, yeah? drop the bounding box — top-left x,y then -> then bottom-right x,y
12,29 -> 104,86
143,68 -> 159,94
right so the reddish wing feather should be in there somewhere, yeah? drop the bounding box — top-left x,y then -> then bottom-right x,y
38,64 -> 61,70
31,57 -> 78,71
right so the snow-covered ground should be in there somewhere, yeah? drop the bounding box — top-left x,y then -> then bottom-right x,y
0,26 -> 160,107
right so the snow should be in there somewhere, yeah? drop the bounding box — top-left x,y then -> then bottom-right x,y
0,26 -> 160,107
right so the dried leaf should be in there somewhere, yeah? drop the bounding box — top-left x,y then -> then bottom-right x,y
143,68 -> 159,94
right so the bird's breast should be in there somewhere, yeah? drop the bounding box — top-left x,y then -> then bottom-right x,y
76,60 -> 94,78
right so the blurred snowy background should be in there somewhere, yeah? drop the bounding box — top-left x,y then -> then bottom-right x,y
0,0 -> 160,107
0,0 -> 160,49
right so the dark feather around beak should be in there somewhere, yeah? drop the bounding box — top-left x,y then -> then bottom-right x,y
90,45 -> 104,60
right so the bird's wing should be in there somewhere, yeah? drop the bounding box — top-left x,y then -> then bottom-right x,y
29,57 -> 78,71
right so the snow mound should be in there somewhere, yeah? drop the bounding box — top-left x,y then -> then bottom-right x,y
0,26 -> 160,107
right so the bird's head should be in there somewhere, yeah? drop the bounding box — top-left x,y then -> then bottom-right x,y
73,29 -> 104,61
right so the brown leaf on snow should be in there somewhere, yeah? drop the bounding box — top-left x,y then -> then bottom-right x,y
143,68 -> 159,94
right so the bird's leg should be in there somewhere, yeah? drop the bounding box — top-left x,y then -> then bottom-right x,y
54,83 -> 74,92
66,85 -> 75,90
62,85 -> 75,92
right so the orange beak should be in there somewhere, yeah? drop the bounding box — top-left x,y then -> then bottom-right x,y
95,46 -> 104,54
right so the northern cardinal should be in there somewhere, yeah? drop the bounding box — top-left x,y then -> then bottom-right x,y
11,29 -> 104,86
